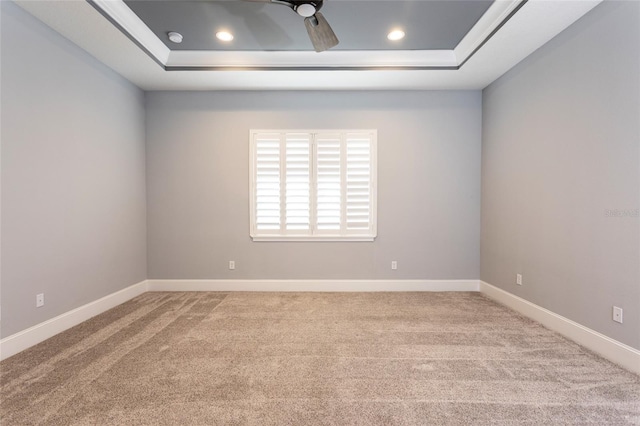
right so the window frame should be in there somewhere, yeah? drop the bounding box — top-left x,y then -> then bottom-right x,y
250,129 -> 377,242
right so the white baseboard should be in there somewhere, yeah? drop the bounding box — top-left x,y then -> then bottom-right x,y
0,280 -> 148,361
146,279 -> 480,292
4,278 -> 637,376
480,281 -> 640,375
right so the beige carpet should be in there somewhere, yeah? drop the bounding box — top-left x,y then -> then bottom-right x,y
1,292 -> 639,425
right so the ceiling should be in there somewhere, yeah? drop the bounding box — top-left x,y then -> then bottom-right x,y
124,0 -> 494,51
14,0 -> 602,91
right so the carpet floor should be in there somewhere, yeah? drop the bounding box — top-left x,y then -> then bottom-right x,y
1,292 -> 639,425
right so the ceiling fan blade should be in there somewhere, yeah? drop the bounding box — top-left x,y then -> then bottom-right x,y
304,12 -> 339,52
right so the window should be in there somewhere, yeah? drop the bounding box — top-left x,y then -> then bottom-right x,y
250,129 -> 377,241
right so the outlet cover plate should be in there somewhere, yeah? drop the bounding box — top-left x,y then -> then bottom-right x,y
613,306 -> 623,324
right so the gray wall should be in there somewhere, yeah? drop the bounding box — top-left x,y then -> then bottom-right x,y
481,1 -> 640,349
146,91 -> 481,280
1,2 -> 147,338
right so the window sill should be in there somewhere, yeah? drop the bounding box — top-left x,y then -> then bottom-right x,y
251,236 -> 376,242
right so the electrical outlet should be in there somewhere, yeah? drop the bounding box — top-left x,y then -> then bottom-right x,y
613,306 -> 623,324
229,260 -> 235,270
391,261 -> 398,270
36,293 -> 44,308
516,274 -> 523,286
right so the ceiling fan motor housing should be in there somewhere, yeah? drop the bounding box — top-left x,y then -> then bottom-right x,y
265,0 -> 338,52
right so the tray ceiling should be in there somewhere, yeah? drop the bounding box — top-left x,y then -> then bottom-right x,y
124,0 -> 494,51
14,0 -> 603,90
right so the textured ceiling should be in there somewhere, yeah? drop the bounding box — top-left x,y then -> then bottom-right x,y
124,0 -> 494,51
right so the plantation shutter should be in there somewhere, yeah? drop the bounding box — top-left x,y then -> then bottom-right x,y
251,130 -> 376,241
253,133 -> 281,232
315,134 -> 342,231
285,134 -> 311,231
345,133 -> 373,232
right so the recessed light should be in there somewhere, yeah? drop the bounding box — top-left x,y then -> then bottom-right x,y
387,29 -> 405,41
216,31 -> 234,42
167,31 -> 183,44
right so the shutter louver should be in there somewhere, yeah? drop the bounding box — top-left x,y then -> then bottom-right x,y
346,134 -> 372,230
254,134 -> 281,230
285,134 -> 311,230
316,135 -> 341,231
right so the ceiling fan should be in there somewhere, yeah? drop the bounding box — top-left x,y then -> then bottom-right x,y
244,0 -> 339,52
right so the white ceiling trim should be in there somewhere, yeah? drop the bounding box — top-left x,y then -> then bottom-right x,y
91,0 -> 521,70
454,0 -> 524,65
13,0 -> 603,90
166,50 -> 458,69
91,0 -> 170,64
